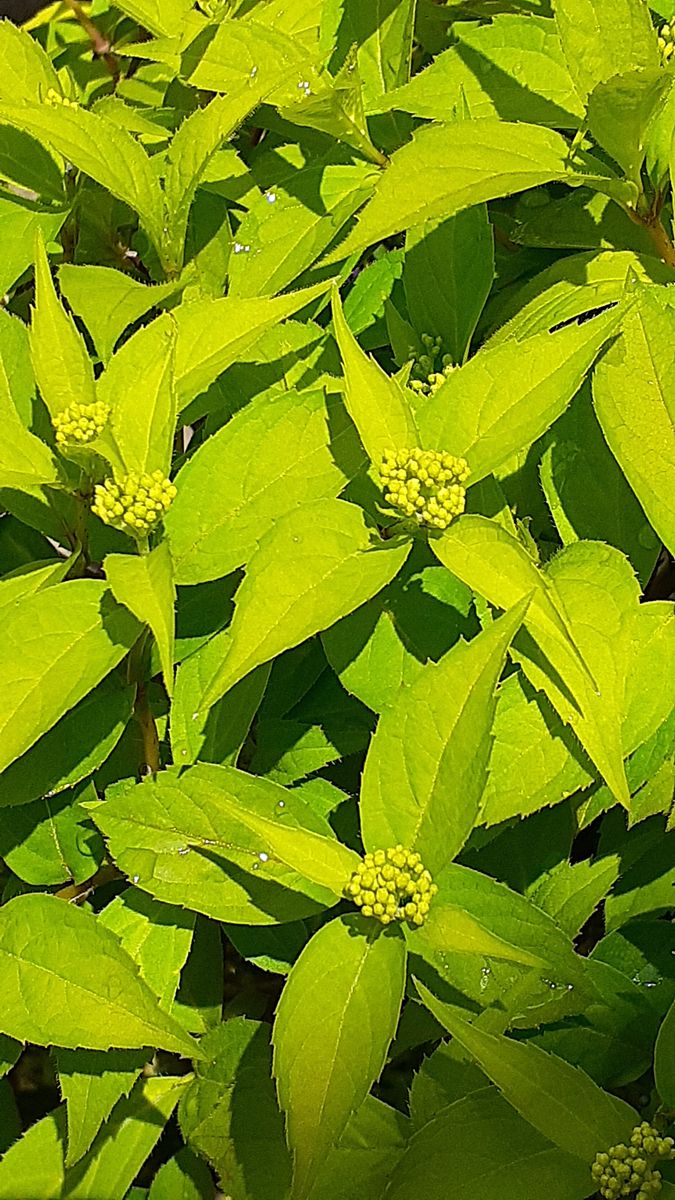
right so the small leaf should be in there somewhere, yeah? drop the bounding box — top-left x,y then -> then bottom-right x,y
30,232 -> 96,420
0,893 -> 200,1056
98,315 -> 176,478
360,597 -> 529,873
55,1047 -> 147,1168
273,914 -> 407,1199
415,982 -> 637,1162
331,286 -> 417,462
105,542 -> 175,696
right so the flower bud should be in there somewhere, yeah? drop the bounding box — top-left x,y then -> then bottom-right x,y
380,447 -> 469,530
91,469 -> 176,537
52,400 -> 109,448
344,845 -> 438,927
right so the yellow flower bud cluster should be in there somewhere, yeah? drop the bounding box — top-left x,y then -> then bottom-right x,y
380,447 -> 469,530
658,24 -> 675,62
52,401 -> 110,448
44,87 -> 79,109
345,845 -> 438,927
91,470 -> 176,535
410,333 -> 456,397
591,1123 -> 675,1199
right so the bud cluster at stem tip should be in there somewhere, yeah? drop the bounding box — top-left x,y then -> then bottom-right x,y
410,333 -> 456,397
659,23 -> 675,61
380,447 -> 469,530
591,1122 -> 675,1199
91,470 -> 176,536
346,845 -> 438,927
52,400 -> 109,448
44,87 -> 78,108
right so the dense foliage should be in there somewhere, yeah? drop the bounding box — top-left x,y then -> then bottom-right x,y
0,0 -> 673,1197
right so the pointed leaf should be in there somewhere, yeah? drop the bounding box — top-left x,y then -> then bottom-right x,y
199,499 -> 410,710
415,982 -> 637,1162
0,894 -> 199,1056
58,265 -> 181,363
553,0 -> 659,100
55,1047 -> 147,1168
0,345 -> 60,491
30,232 -> 96,419
0,21 -> 60,103
593,287 -> 675,557
360,598 -> 529,874
97,315 -> 176,478
165,390 -> 348,585
105,542 -> 175,696
273,914 -> 406,1200
416,306 -> 620,483
332,286 -> 417,462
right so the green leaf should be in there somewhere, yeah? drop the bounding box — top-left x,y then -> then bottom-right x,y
539,384 -> 659,584
0,675 -> 134,809
0,124 -> 64,204
165,390 -> 348,584
93,763 -> 354,924
360,598 -> 528,874
58,265 -> 181,363
481,673 -> 593,826
593,287 -> 675,558
0,785 -> 103,886
178,1018 -> 290,1200
553,0 -> 659,100
105,542 -> 175,696
173,283 -> 331,411
416,306 -> 621,484
308,1094 -> 408,1200
0,581 -> 141,775
163,95 -> 263,274
375,14 -> 584,128
30,233 -> 96,423
407,898 -> 544,968
171,652 -> 269,767
229,161 -> 377,299
386,1087 -> 593,1200
114,0 -> 195,37
148,1146 -> 214,1200
415,983 -> 637,1162
325,120 -> 576,263
331,287 -> 417,462
180,15 -> 309,93
0,195 -> 66,298
587,68 -> 669,187
0,1107 -> 66,1200
272,914 -> 407,1199
198,499 -> 410,710
98,887 -> 194,1014
0,555 -> 70,611
0,341 -> 60,492
98,315 -> 176,478
403,207 -> 494,366
329,0 -> 415,104
432,518 -> 630,806
55,1047 -> 147,1168
0,103 -> 165,255
529,856 -> 621,939
655,999 -> 675,1106
0,893 -> 200,1055
61,1075 -> 188,1200
0,21 -> 60,103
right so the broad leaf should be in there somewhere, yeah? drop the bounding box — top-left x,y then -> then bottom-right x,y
0,785 -> 103,886
387,1087 -> 593,1200
0,344 -> 60,492
58,265 -> 181,363
0,581 -> 140,775
326,120 -> 581,263
587,68 -> 669,187
105,542 -> 175,696
273,914 -> 406,1199
0,195 -> 65,298
198,499 -> 410,710
416,306 -> 620,484
0,893 -> 199,1055
360,598 -> 529,874
0,103 -> 165,254
113,0 -> 194,36
165,390 -> 348,584
93,763 -> 355,924
0,21 -> 59,103
98,886 -> 194,1012
553,0 -> 659,99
